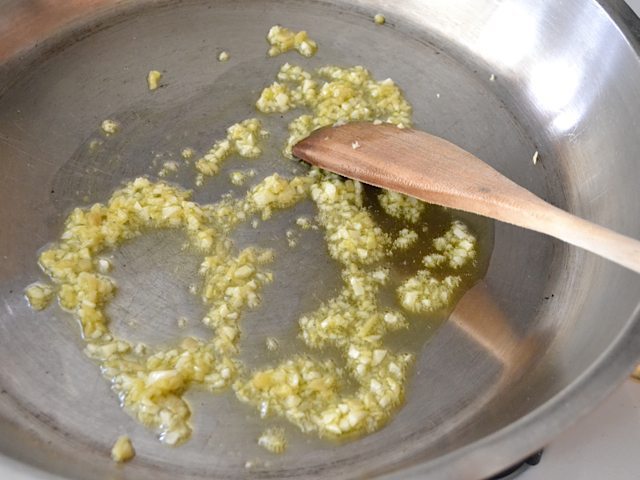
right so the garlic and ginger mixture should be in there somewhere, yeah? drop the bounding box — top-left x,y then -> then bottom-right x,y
27,25 -> 483,454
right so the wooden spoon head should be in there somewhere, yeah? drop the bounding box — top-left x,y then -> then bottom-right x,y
292,122 -> 515,214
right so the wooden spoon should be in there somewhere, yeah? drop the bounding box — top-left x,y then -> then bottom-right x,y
293,122 -> 640,274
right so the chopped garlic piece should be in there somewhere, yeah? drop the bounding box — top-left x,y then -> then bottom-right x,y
147,70 -> 162,91
265,337 -> 280,351
111,435 -> 135,463
396,222 -> 476,313
101,119 -> 119,135
181,147 -> 195,160
267,26 -> 318,58
432,220 -> 477,268
229,169 -> 256,186
286,229 -> 298,248
295,216 -> 313,230
311,172 -> 389,265
300,265 -> 404,350
258,427 -> 287,453
97,258 -> 112,273
218,51 -> 230,62
397,271 -> 461,313
25,282 -> 55,310
196,119 -> 268,177
200,246 -> 274,354
158,160 -> 179,177
246,174 -> 312,220
378,191 -> 425,223
422,253 -> 447,268
374,14 -> 386,25
392,228 -> 418,250
533,150 -> 539,165
88,139 -> 103,152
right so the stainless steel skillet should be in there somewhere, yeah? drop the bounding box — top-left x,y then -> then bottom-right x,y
1,1 -> 640,478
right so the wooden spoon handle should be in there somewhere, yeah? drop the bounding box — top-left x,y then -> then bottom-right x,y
527,204 -> 640,274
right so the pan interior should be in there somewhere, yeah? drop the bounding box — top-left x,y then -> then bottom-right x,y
1,1 -> 639,479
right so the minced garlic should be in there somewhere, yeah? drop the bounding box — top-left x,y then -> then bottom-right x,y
266,26 -> 318,58
397,271 -> 462,313
310,171 -> 389,265
433,220 -> 477,268
35,177 -> 289,444
374,14 -> 386,25
97,258 -> 112,273
256,63 -> 412,156
244,173 -> 312,221
257,427 -> 287,453
181,147 -> 195,160
392,228 -> 418,250
218,51 -> 230,62
111,435 -> 135,463
28,31 -> 484,448
265,337 -> 279,352
101,119 -> 119,135
235,170 -> 419,438
158,160 -> 179,177
30,172 -> 479,444
195,118 -> 268,177
286,229 -> 298,248
24,282 -> 55,310
295,216 -> 314,230
397,221 -> 477,313
378,191 -> 425,223
229,169 -> 256,186
200,246 -> 274,355
147,70 -> 162,91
